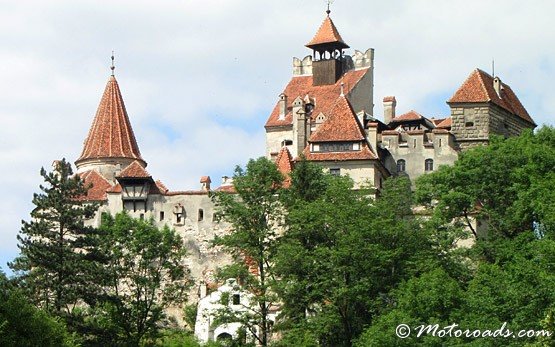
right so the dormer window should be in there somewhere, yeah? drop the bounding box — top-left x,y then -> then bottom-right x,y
318,142 -> 356,152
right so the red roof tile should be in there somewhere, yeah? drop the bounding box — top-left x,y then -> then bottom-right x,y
383,96 -> 396,102
76,76 -> 145,165
275,147 -> 294,188
214,185 -> 236,193
390,110 -> 424,123
79,170 -> 111,201
448,69 -> 535,125
306,15 -> 349,49
436,117 -> 452,129
106,183 -> 122,193
303,142 -> 377,161
117,160 -> 151,179
309,95 -> 366,142
200,176 -> 211,183
265,68 -> 370,128
155,180 -> 169,193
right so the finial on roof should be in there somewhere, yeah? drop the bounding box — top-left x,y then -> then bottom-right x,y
492,58 -> 495,77
326,0 -> 334,15
340,82 -> 345,96
110,51 -> 115,76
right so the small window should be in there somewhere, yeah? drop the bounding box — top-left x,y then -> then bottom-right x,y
160,211 -> 165,221
281,139 -> 293,147
329,168 -> 340,176
438,138 -> 442,147
397,159 -> 406,173
425,159 -> 434,172
232,294 -> 240,305
198,209 -> 204,222
139,213 -> 145,220
465,121 -> 474,127
173,204 -> 185,225
413,139 -> 417,148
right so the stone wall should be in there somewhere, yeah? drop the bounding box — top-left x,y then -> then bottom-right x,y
381,131 -> 459,183
265,126 -> 294,159
315,160 -> 379,189
450,102 -> 535,150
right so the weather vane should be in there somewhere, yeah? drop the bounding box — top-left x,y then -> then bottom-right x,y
325,0 -> 335,15
111,50 -> 115,76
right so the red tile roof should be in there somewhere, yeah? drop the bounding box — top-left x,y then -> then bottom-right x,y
76,76 -> 145,165
265,68 -> 370,128
383,96 -> 396,102
214,185 -> 236,193
79,170 -> 111,201
436,117 -> 452,129
275,147 -> 294,188
448,69 -> 535,125
155,180 -> 169,194
306,15 -> 349,49
116,160 -> 151,179
303,142 -> 377,161
106,183 -> 122,193
310,95 -> 366,142
390,110 -> 424,123
200,176 -> 211,183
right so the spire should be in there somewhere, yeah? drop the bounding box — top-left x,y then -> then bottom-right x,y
76,75 -> 145,167
306,13 -> 349,50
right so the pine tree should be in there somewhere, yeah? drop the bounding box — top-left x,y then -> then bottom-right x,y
9,159 -> 100,319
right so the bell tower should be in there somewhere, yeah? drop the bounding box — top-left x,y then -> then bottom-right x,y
305,11 -> 349,86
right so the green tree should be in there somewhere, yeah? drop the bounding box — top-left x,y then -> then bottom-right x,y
9,159 -> 100,319
275,167 -> 434,346
0,271 -> 77,347
415,127 -> 555,239
92,212 -> 191,346
212,157 -> 285,347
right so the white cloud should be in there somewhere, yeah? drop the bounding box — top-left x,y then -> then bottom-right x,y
1,0 -> 554,273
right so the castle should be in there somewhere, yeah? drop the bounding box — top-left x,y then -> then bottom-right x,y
71,10 -> 536,340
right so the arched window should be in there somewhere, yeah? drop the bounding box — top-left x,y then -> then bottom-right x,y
425,159 -> 434,172
397,159 -> 406,173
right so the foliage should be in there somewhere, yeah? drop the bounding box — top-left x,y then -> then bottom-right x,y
415,127 -> 555,239
0,271 -> 78,347
92,212 -> 192,346
211,157 -> 285,346
9,159 -> 101,322
274,161 -> 435,346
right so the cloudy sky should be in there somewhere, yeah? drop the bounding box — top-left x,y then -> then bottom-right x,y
1,0 -> 554,274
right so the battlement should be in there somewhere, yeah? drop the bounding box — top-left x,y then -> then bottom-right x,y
292,48 -> 373,76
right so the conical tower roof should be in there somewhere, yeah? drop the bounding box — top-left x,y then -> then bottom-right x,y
306,14 -> 349,50
76,76 -> 145,166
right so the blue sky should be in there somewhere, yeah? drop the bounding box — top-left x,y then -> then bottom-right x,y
1,0 -> 555,274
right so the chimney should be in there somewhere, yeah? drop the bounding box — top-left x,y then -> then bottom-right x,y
367,123 -> 378,153
278,93 -> 287,120
493,77 -> 502,98
221,176 -> 233,186
200,176 -> 211,191
383,96 -> 396,124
